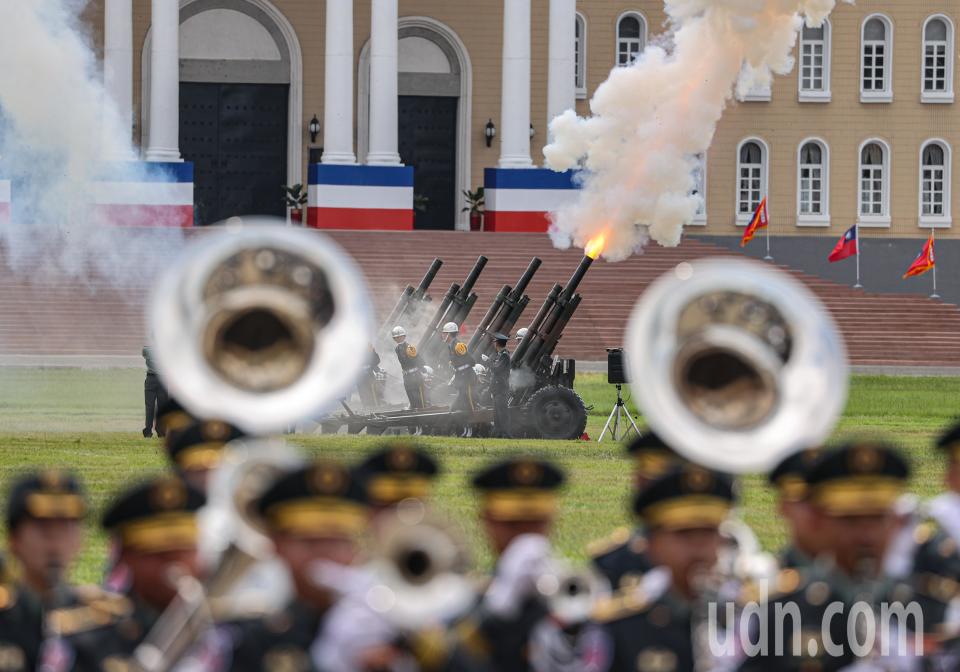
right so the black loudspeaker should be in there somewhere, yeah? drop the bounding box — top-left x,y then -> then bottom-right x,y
607,348 -> 628,385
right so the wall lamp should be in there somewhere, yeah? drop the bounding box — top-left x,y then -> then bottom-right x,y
309,114 -> 321,144
485,119 -> 496,147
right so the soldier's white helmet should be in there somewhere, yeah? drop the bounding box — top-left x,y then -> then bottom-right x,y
515,327 -> 529,341
391,326 -> 407,338
442,322 -> 459,334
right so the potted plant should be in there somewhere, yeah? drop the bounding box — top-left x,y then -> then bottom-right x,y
414,193 -> 429,225
462,187 -> 485,231
282,184 -> 308,224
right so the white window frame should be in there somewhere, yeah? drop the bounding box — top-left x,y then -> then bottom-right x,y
735,138 -> 769,225
857,138 -> 891,227
575,12 -> 587,99
689,153 -> 708,226
796,138 -> 830,227
860,14 -> 894,103
798,19 -> 832,103
921,15 -> 955,104
918,139 -> 952,227
615,11 -> 647,68
736,63 -> 772,102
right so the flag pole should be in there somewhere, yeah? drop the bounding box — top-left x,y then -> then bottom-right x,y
763,213 -> 773,261
930,227 -> 940,299
854,221 -> 863,289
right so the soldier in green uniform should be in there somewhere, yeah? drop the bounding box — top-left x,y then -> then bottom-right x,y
201,460 -> 370,672
164,419 -> 245,493
489,333 -> 512,438
441,321 -> 477,437
6,470 -> 87,603
41,475 -> 205,671
392,326 -> 427,410
741,441 -> 959,670
450,457 -> 566,672
766,447 -> 825,569
587,464 -> 737,672
0,554 -> 42,672
588,433 -> 684,590
354,441 -> 439,515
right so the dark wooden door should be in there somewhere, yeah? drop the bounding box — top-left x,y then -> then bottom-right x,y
398,96 -> 458,230
180,83 -> 288,225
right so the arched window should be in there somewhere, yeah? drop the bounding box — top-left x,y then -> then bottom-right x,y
737,140 -> 767,219
616,13 -> 646,67
922,16 -> 955,102
575,13 -> 587,97
920,140 -> 952,224
858,140 -> 890,225
799,20 -> 831,101
797,140 -> 829,224
861,15 -> 893,102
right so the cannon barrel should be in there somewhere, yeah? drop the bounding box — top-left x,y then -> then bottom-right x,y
559,255 -> 593,304
509,257 -> 541,301
382,285 -> 415,333
467,285 -> 510,354
512,283 -> 561,366
410,258 -> 443,304
417,282 -> 459,348
458,256 -> 488,300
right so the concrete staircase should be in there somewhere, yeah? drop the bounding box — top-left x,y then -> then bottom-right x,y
1,230 -> 958,367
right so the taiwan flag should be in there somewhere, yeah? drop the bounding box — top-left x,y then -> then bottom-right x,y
902,233 -> 936,279
828,225 -> 858,263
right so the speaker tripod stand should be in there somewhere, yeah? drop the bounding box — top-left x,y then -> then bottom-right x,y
598,384 -> 641,443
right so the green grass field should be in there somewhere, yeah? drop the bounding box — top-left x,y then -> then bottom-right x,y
0,367 -> 957,584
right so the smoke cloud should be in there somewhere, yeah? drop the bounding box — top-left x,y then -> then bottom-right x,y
544,0 -> 851,261
0,0 -> 183,286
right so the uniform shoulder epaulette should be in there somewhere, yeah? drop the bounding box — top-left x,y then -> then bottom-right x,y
914,519 -> 943,546
0,582 -> 19,612
587,527 -> 631,558
591,585 -> 652,623
47,586 -> 133,636
766,568 -> 808,600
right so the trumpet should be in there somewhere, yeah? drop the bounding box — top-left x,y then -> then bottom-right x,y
535,560 -> 607,628
148,218 -> 374,435
625,258 -> 848,473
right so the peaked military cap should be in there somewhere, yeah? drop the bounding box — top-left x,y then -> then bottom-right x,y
807,441 -> 909,516
6,470 -> 86,530
936,420 -> 960,460
156,397 -> 194,436
491,332 -> 509,344
102,477 -> 205,553
633,465 -> 736,531
255,461 -> 369,537
472,457 -> 566,521
355,442 -> 439,506
625,433 -> 683,480
166,420 -> 245,472
767,448 -> 825,502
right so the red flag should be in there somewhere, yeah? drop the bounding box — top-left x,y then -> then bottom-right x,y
828,225 -> 858,263
902,233 -> 936,279
739,197 -> 768,248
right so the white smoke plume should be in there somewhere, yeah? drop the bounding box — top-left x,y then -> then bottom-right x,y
544,0 -> 851,261
0,0 -> 183,285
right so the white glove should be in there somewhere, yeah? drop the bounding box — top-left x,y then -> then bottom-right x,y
481,354 -> 490,362
483,534 -> 553,619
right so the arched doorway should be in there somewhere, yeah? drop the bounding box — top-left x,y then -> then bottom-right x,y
141,0 -> 302,225
358,18 -> 473,230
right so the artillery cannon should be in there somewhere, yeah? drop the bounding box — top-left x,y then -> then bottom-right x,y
380,258 -> 443,337
417,256 -> 488,368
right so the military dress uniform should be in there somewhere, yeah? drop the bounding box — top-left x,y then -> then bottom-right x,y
41,477 -> 206,672
450,458 -> 566,672
588,434 -> 683,591
395,339 -> 427,410
926,421 -> 960,545
489,333 -> 512,438
449,337 -> 477,413
204,461 -> 371,672
0,555 -> 42,672
588,465 -> 737,672
767,447 -> 823,570
354,441 -> 439,509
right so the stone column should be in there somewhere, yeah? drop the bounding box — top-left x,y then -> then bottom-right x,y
321,0 -> 357,164
366,0 -> 401,165
498,0 -> 533,168
145,0 -> 181,162
103,0 -> 134,158
546,0 -> 576,132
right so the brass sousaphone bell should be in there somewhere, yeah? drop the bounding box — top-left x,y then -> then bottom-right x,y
149,219 -> 374,434
625,258 -> 848,473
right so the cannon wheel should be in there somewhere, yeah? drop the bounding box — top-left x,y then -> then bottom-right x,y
526,386 -> 587,440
